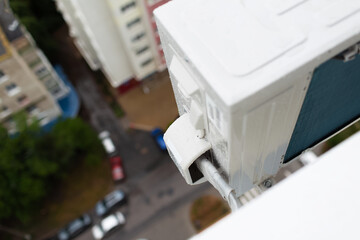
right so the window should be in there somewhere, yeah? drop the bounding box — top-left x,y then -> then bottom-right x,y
0,105 -> 10,118
141,58 -> 153,67
26,104 -> 38,114
131,32 -> 145,42
17,95 -> 29,105
121,1 -> 136,12
127,18 -> 141,28
0,70 -> 8,84
136,46 -> 150,55
6,83 -> 16,91
28,58 -> 41,68
5,83 -> 20,96
35,66 -> 47,76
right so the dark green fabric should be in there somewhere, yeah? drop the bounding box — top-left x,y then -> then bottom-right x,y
284,55 -> 360,163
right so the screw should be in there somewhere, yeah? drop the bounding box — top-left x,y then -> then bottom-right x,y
263,179 -> 272,188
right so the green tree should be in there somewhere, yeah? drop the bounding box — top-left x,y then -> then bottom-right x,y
0,115 -> 103,223
49,118 -> 104,167
0,114 -> 47,222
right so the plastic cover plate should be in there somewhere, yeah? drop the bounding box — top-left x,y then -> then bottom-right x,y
181,0 -> 306,76
164,114 -> 211,185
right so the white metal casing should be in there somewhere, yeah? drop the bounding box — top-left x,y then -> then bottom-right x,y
156,0 -> 360,196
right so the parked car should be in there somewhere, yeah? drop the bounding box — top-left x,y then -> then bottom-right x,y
151,128 -> 166,151
99,131 -> 116,155
95,190 -> 127,217
92,211 -> 126,240
110,156 -> 126,182
56,214 -> 92,240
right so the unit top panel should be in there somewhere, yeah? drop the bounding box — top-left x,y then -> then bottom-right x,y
183,0 -> 306,77
155,0 -> 360,108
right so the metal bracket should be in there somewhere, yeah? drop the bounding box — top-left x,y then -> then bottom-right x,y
335,43 -> 360,62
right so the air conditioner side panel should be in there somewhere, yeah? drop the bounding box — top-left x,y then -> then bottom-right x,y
229,73 -> 310,196
284,55 -> 360,162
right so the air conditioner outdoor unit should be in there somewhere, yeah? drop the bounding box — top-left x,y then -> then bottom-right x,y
155,0 -> 360,197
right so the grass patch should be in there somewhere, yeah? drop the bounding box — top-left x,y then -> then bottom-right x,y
190,195 -> 230,232
110,101 -> 125,118
22,159 -> 113,239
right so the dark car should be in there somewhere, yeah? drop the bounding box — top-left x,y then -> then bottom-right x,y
57,214 -> 92,240
151,128 -> 166,151
95,190 -> 127,217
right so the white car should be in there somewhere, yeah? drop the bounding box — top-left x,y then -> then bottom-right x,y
92,211 -> 126,240
98,131 -> 116,155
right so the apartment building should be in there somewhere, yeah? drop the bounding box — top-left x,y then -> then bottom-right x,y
0,6 -> 71,133
56,0 -> 169,88
139,0 -> 169,70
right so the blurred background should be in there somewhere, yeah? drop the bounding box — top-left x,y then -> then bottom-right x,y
0,0 -> 359,240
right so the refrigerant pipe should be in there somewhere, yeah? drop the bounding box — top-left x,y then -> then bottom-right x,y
196,157 -> 242,211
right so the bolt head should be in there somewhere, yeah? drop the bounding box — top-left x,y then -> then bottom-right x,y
263,179 -> 272,188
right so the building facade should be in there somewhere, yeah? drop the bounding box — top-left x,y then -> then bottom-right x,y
56,0 -> 169,88
140,0 -> 169,70
0,5 -> 71,133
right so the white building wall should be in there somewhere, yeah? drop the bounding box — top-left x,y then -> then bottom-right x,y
56,0 -> 101,71
56,0 -> 170,87
57,0 -> 134,87
106,0 -> 157,80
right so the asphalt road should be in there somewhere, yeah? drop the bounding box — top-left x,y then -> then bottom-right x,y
75,160 -> 214,240
53,26 -> 163,179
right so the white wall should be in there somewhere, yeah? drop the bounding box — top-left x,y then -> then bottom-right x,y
58,0 -> 134,87
56,0 -> 101,71
106,0 -> 157,80
75,0 -> 135,87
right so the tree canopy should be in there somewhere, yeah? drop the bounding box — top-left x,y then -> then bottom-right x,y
0,116 -> 104,223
